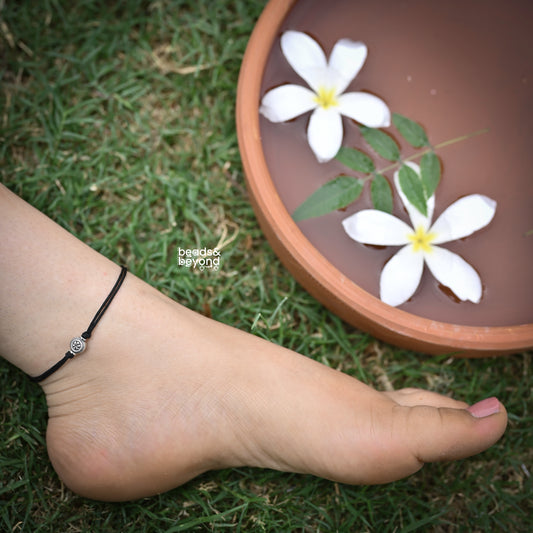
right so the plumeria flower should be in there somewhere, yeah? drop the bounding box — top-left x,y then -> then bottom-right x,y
342,162 -> 497,307
260,31 -> 391,162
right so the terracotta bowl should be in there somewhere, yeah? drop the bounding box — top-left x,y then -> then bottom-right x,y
236,0 -> 533,356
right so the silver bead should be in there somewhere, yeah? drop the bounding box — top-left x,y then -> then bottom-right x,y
70,336 -> 86,354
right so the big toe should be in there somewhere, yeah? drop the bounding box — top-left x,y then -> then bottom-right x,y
402,397 -> 507,466
343,397 -> 508,485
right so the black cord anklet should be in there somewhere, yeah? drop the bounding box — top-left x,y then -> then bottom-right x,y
30,266 -> 127,383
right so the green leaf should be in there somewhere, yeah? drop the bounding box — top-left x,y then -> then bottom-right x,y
398,164 -> 427,216
371,174 -> 393,213
292,176 -> 364,222
335,146 -> 375,173
360,126 -> 400,161
420,151 -> 441,198
392,113 -> 429,148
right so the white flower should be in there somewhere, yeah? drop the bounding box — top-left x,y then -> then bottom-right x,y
342,162 -> 497,307
260,31 -> 391,163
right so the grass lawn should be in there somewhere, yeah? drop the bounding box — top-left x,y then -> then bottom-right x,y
1,0 -> 531,531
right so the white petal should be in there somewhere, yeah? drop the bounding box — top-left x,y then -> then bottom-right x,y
393,162 -> 434,231
424,246 -> 482,303
307,107 -> 343,162
342,210 -> 412,245
299,66 -> 333,93
431,195 -> 497,244
281,31 -> 327,91
380,245 -> 424,306
260,85 -> 317,122
328,39 -> 367,94
337,92 -> 391,128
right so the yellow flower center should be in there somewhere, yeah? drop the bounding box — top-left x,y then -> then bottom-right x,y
314,86 -> 339,109
408,225 -> 437,253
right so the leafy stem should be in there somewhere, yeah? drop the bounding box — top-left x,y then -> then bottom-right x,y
292,113 -> 489,222
378,127 -> 489,175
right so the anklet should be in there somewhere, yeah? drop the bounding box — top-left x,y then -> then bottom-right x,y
30,266 -> 127,383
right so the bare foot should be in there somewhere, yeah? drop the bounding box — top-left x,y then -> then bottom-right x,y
0,185 -> 507,501
41,273 -> 507,501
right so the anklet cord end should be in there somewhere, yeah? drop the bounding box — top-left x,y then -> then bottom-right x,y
29,266 -> 127,383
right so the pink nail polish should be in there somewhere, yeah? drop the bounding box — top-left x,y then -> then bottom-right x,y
467,397 -> 500,418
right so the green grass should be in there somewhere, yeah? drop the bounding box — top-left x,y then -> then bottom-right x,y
1,0 -> 532,531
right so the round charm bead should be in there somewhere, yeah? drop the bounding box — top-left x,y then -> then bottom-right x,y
70,336 -> 86,354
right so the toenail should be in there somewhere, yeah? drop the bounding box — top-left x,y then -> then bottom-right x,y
467,397 -> 500,418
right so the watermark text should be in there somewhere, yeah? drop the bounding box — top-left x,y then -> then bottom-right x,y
177,247 -> 221,271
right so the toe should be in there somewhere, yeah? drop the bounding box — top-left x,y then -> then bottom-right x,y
400,399 -> 507,465
384,388 -> 469,409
